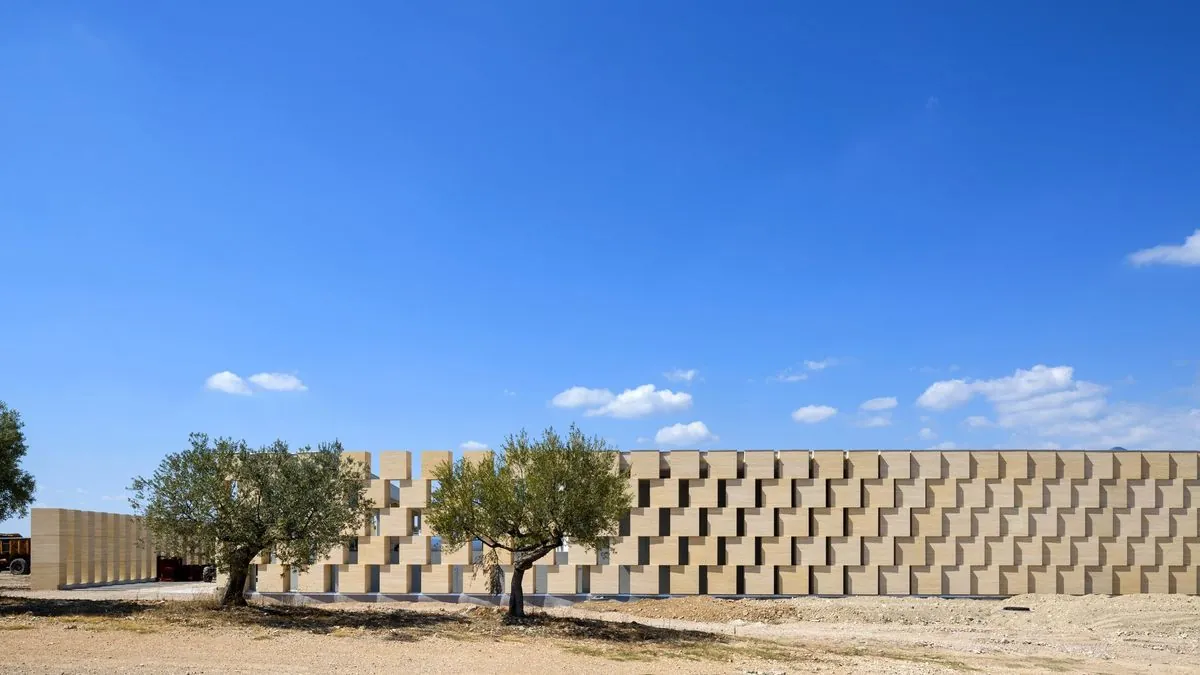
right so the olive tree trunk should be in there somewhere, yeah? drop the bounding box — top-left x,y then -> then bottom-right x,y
220,550 -> 254,607
508,565 -> 527,617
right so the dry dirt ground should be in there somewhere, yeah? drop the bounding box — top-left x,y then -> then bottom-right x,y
1,572 -> 1198,674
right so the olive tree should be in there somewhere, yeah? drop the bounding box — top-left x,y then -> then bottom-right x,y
129,433 -> 372,606
0,401 -> 36,523
427,425 -> 630,618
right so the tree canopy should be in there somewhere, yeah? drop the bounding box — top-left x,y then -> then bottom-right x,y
427,425 -> 630,617
0,401 -> 36,523
129,433 -> 372,606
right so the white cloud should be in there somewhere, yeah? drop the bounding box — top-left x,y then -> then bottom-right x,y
205,371 -> 250,395
664,369 -> 698,383
860,396 -> 897,411
929,441 -> 958,450
964,415 -> 992,428
635,436 -> 651,444
918,364 -> 1200,449
792,405 -> 837,424
503,389 -> 517,397
590,385 -> 692,418
1128,229 -> 1200,266
654,421 -> 717,446
552,384 -> 691,418
551,386 -> 615,408
460,441 -> 489,451
916,379 -> 973,410
248,372 -> 308,392
805,358 -> 838,371
918,427 -> 937,440
917,365 -> 1075,410
859,415 -> 892,428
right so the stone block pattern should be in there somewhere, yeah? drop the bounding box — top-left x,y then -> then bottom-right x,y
252,450 -> 1200,596
31,508 -> 157,590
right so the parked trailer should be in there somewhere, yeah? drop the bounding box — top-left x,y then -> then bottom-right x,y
0,534 -> 31,575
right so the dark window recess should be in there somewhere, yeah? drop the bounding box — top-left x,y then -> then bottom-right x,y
699,567 -> 709,595
638,480 -> 651,508
717,539 -> 727,566
637,537 -> 650,566
774,569 -> 782,596
736,509 -> 745,537
756,481 -> 764,508
774,457 -> 782,480
737,453 -> 746,479
791,478 -> 798,508
619,514 -> 631,537
660,459 -> 670,479
678,538 -> 689,565
678,479 -> 689,507
700,459 -> 710,479
717,480 -> 728,508
658,566 -> 671,595
736,567 -> 746,595
659,508 -> 671,537
700,508 -> 709,536
408,565 -> 422,593
755,539 -> 763,566
368,565 -> 380,593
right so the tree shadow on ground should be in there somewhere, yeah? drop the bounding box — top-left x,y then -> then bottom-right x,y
0,596 -> 151,619
196,603 -> 469,636
493,612 -> 732,646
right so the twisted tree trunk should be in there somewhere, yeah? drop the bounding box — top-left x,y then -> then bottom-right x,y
508,565 -> 526,617
220,550 -> 253,607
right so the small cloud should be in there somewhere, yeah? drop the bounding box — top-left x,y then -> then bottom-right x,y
503,389 -> 517,396
100,495 -> 124,502
550,384 -> 691,418
926,96 -> 940,111
859,415 -> 892,428
791,405 -> 837,424
918,427 -> 937,441
1128,229 -> 1200,267
205,371 -> 251,395
635,436 -> 651,444
460,441 -> 489,451
664,368 -> 699,383
964,415 -> 992,428
929,441 -> 958,450
551,386 -> 615,408
654,421 -> 718,446
805,358 -> 839,371
75,487 -> 87,495
860,396 -> 898,411
248,372 -> 308,392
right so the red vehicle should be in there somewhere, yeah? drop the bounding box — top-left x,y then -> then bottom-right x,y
0,534 -> 31,575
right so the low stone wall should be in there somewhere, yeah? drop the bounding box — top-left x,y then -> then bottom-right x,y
31,508 -> 157,590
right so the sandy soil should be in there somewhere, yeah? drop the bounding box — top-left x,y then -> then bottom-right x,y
2,573 -> 1198,674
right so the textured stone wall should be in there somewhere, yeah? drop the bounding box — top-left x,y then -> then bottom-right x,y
31,508 -> 157,590
251,449 -> 1200,596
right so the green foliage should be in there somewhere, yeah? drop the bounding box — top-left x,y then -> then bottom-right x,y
428,425 -> 630,615
129,433 -> 372,604
0,401 -> 36,522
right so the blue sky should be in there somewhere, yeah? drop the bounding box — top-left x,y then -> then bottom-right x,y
3,2 -> 1199,534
